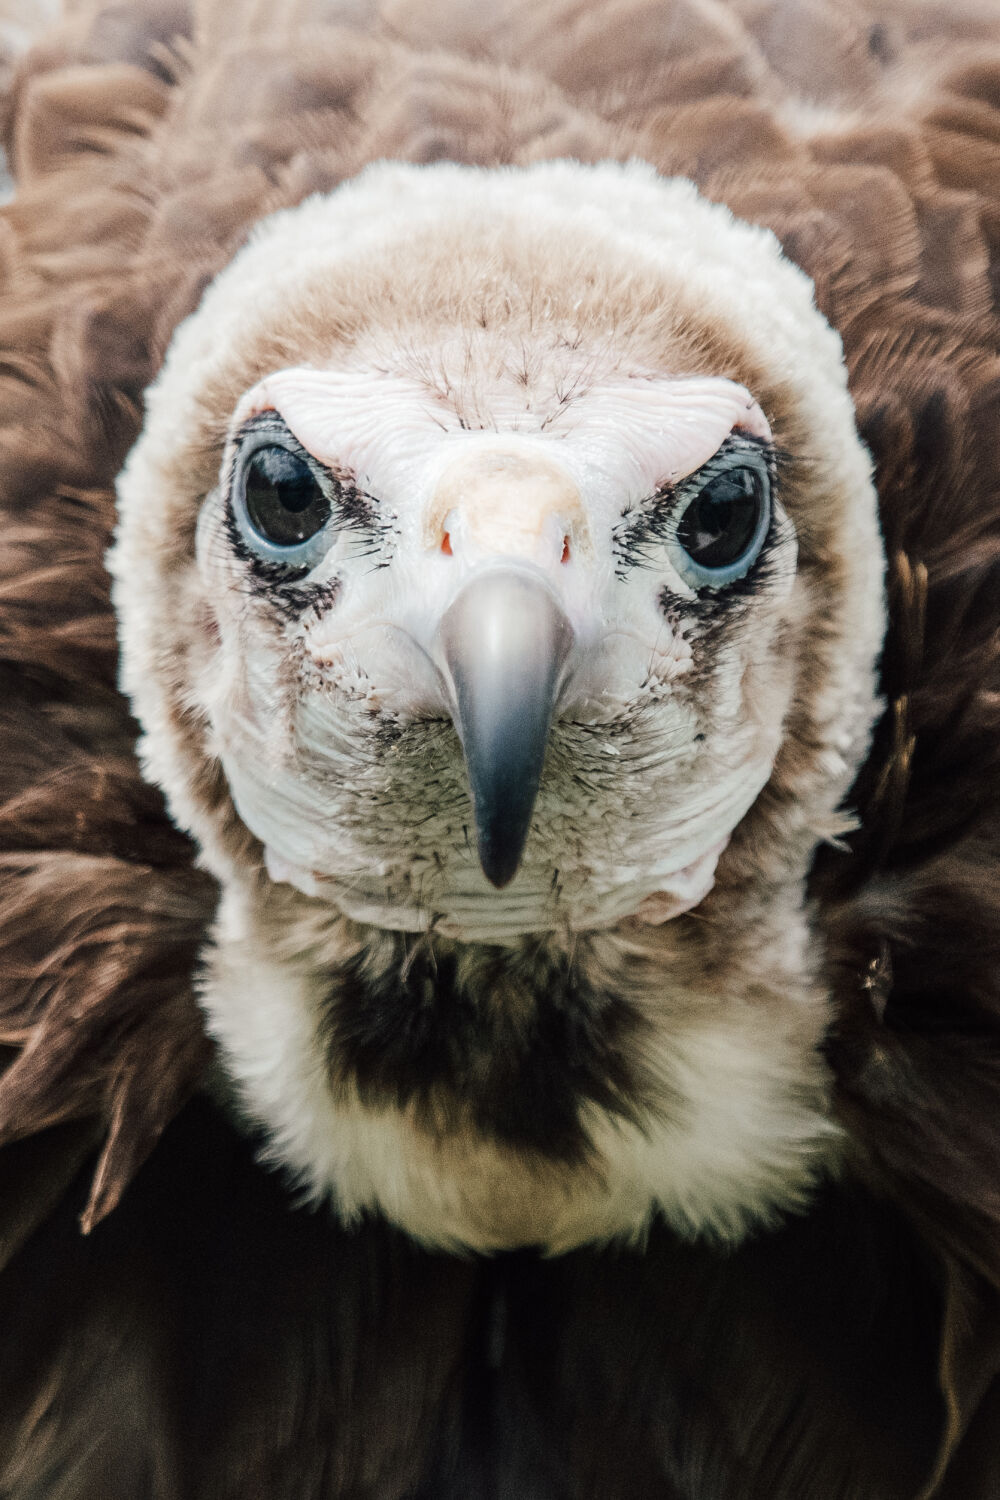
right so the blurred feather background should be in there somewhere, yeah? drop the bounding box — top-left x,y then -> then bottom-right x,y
0,0 -> 58,198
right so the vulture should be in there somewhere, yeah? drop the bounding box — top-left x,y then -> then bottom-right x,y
1,0 -> 1000,1494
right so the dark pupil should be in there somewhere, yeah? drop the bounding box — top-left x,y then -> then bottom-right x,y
676,466 -> 763,569
244,446 -> 330,546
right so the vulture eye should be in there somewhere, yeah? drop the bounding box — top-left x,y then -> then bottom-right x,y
245,447 -> 330,546
232,437 -> 334,569
672,445 -> 771,588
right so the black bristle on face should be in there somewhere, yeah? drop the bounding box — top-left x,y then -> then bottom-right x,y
267,579 -> 343,623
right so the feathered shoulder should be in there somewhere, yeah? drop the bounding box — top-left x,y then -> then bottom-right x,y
1,0 -> 1000,1491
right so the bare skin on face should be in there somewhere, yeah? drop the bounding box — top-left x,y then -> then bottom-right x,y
207,361 -> 789,938
425,443 -> 589,567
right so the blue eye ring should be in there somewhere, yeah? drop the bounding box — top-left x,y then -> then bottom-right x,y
231,424 -> 335,571
669,441 -> 772,590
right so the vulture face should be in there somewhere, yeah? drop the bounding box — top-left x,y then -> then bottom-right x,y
208,360 -> 787,939
113,161 -> 885,1251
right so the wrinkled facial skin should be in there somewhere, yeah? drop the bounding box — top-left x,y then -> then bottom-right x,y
191,344 -> 798,944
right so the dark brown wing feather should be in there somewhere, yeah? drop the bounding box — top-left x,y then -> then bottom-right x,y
0,1101 -> 961,1500
1,0 -> 1000,1494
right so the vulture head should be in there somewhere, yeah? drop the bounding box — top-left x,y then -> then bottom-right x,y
111,159 -> 884,1252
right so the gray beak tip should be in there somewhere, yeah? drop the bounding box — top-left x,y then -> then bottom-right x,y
476,774 -> 539,888
479,844 -> 523,890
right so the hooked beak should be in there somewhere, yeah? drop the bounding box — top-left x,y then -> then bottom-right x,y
438,571 -> 573,888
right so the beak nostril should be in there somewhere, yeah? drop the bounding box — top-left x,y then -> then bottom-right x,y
441,532 -> 453,556
561,536 -> 571,564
